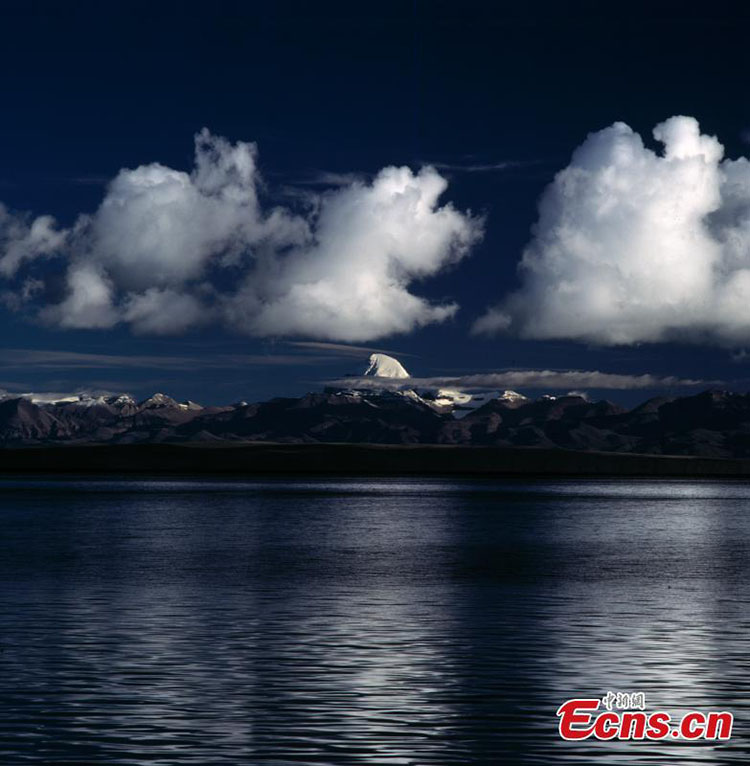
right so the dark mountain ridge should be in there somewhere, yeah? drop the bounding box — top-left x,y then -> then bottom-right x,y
2,386 -> 750,458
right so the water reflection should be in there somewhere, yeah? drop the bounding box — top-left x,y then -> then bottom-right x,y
0,478 -> 749,763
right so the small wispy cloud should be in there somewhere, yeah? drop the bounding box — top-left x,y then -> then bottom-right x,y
287,341 -> 416,358
428,160 -> 525,173
0,348 -> 336,371
288,171 -> 365,187
69,176 -> 111,186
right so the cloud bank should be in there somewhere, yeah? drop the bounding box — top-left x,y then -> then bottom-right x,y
475,115 -> 750,346
1,130 -> 481,340
333,369 -> 711,391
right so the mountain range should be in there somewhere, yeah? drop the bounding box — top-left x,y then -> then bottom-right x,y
1,354 -> 749,459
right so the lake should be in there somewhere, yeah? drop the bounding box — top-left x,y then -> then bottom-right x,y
0,477 -> 748,764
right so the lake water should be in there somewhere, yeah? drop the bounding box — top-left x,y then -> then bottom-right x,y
0,477 -> 749,764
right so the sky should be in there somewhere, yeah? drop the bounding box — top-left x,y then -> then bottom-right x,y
2,0 -> 750,406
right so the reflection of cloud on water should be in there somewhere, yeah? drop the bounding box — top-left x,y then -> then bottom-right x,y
246,479 -> 467,761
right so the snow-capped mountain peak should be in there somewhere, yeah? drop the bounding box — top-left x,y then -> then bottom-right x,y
363,353 -> 410,379
350,355 -> 529,417
498,390 -> 527,403
426,388 -> 526,418
139,393 -> 179,409
108,394 -> 136,407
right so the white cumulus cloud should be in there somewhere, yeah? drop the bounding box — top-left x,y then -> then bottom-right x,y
224,166 -> 480,341
0,204 -> 66,278
0,130 -> 481,340
474,115 -> 750,346
84,129 -> 307,292
40,262 -> 118,329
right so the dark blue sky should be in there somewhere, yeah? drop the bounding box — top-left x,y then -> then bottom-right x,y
1,0 -> 749,405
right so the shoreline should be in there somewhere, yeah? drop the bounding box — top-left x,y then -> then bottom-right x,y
1,442 -> 750,478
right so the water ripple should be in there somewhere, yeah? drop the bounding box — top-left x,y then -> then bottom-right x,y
0,477 -> 748,763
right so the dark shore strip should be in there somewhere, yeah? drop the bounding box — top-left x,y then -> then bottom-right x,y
0,442 -> 749,478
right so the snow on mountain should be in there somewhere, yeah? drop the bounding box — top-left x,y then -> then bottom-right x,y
178,401 -> 204,411
0,352 -> 532,441
29,393 -> 82,405
69,394 -> 139,409
352,353 -> 528,417
108,394 -> 137,407
425,388 -> 526,418
2,392 -> 82,405
457,390 -> 527,418
133,393 -> 203,411
138,393 -> 180,409
0,389 -> 209,414
363,353 -> 410,379
0,390 -> 139,407
432,389 -> 473,407
499,390 -> 527,402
